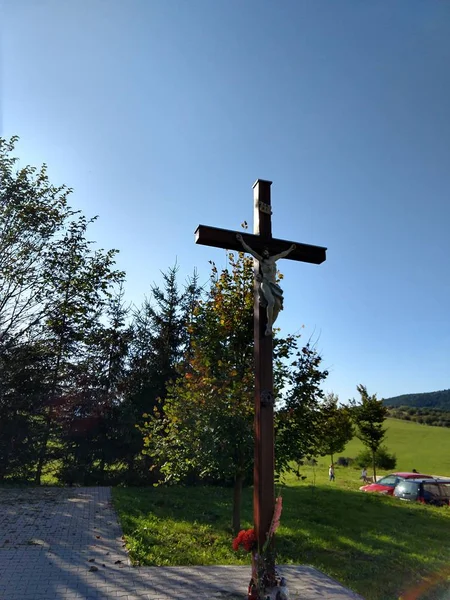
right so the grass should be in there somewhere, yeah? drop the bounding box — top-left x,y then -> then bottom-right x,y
5,416 -> 447,597
113,418 -> 450,600
343,417 -> 450,476
113,485 -> 248,566
113,468 -> 450,600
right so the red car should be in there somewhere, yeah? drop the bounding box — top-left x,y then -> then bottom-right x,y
359,472 -> 434,495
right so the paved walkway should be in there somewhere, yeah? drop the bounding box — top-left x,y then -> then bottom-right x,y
0,487 -> 363,600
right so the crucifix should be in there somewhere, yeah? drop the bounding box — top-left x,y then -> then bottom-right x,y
195,179 -> 326,593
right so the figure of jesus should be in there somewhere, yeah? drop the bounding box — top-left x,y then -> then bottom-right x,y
236,233 -> 296,336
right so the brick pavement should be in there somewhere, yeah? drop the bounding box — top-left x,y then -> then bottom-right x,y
0,487 -> 363,600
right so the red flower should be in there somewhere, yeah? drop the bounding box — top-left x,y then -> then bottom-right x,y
232,528 -> 256,552
232,531 -> 243,551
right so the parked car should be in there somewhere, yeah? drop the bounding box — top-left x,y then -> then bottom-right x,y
359,472 -> 434,495
394,478 -> 450,506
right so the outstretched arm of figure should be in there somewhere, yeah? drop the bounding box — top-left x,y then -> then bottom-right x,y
236,233 -> 262,261
271,243 -> 296,262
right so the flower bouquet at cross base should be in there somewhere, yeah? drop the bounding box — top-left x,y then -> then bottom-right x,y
232,496 -> 288,599
232,528 -> 257,553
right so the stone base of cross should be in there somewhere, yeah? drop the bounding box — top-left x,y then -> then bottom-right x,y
195,179 -> 326,599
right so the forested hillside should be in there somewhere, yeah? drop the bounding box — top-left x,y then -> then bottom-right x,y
384,389 -> 450,410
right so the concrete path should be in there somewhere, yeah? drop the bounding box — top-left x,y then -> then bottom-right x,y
0,487 -> 363,600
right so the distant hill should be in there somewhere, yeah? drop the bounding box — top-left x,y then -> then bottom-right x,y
384,389 -> 450,410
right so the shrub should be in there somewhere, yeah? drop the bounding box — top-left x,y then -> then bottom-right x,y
355,446 -> 397,470
336,456 -> 354,467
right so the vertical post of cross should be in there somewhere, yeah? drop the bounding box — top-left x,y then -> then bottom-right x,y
252,179 -> 275,582
194,180 -> 327,598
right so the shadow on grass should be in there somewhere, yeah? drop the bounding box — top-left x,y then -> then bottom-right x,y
279,485 -> 450,600
113,484 -> 450,600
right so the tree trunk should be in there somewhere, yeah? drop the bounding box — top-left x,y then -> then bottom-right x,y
35,408 -> 52,485
372,450 -> 377,482
232,473 -> 243,534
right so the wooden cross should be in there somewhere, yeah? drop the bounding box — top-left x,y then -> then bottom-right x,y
195,179 -> 326,585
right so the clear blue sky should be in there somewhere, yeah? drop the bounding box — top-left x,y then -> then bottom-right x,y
2,1 -> 449,403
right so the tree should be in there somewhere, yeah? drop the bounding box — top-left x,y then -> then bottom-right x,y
141,251 -> 302,532
316,393 -> 354,465
355,446 -> 396,471
0,137 -> 125,483
141,252 -> 256,532
34,210 -> 124,484
351,385 -> 388,481
119,265 -> 201,483
128,265 -> 199,410
0,341 -> 53,481
275,342 -> 329,477
57,283 -> 131,485
0,136 -> 74,350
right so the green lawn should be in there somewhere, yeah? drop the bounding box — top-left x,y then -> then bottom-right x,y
112,418 -> 450,599
343,417 -> 450,476
113,468 -> 450,600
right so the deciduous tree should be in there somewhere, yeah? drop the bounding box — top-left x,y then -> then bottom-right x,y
351,385 -> 388,481
0,136 -> 73,350
141,253 -> 255,532
34,214 -> 124,483
317,393 -> 354,465
275,343 -> 329,477
140,251 -> 302,532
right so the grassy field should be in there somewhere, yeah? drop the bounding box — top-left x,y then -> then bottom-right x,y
113,419 -> 450,600
113,477 -> 450,600
343,417 -> 450,476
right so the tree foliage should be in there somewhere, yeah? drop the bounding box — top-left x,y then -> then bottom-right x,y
355,446 -> 396,471
276,343 -> 329,476
140,253 -> 256,531
316,393 -> 354,464
56,284 -> 131,485
34,214 -> 125,483
387,406 -> 450,428
0,137 -> 125,483
0,137 -> 331,505
119,265 -> 201,483
384,389 -> 450,411
140,251 -> 329,531
0,341 -> 53,481
0,136 -> 74,348
351,384 -> 388,481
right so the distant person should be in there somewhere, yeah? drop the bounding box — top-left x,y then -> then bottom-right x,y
329,464 -> 335,482
360,467 -> 368,483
